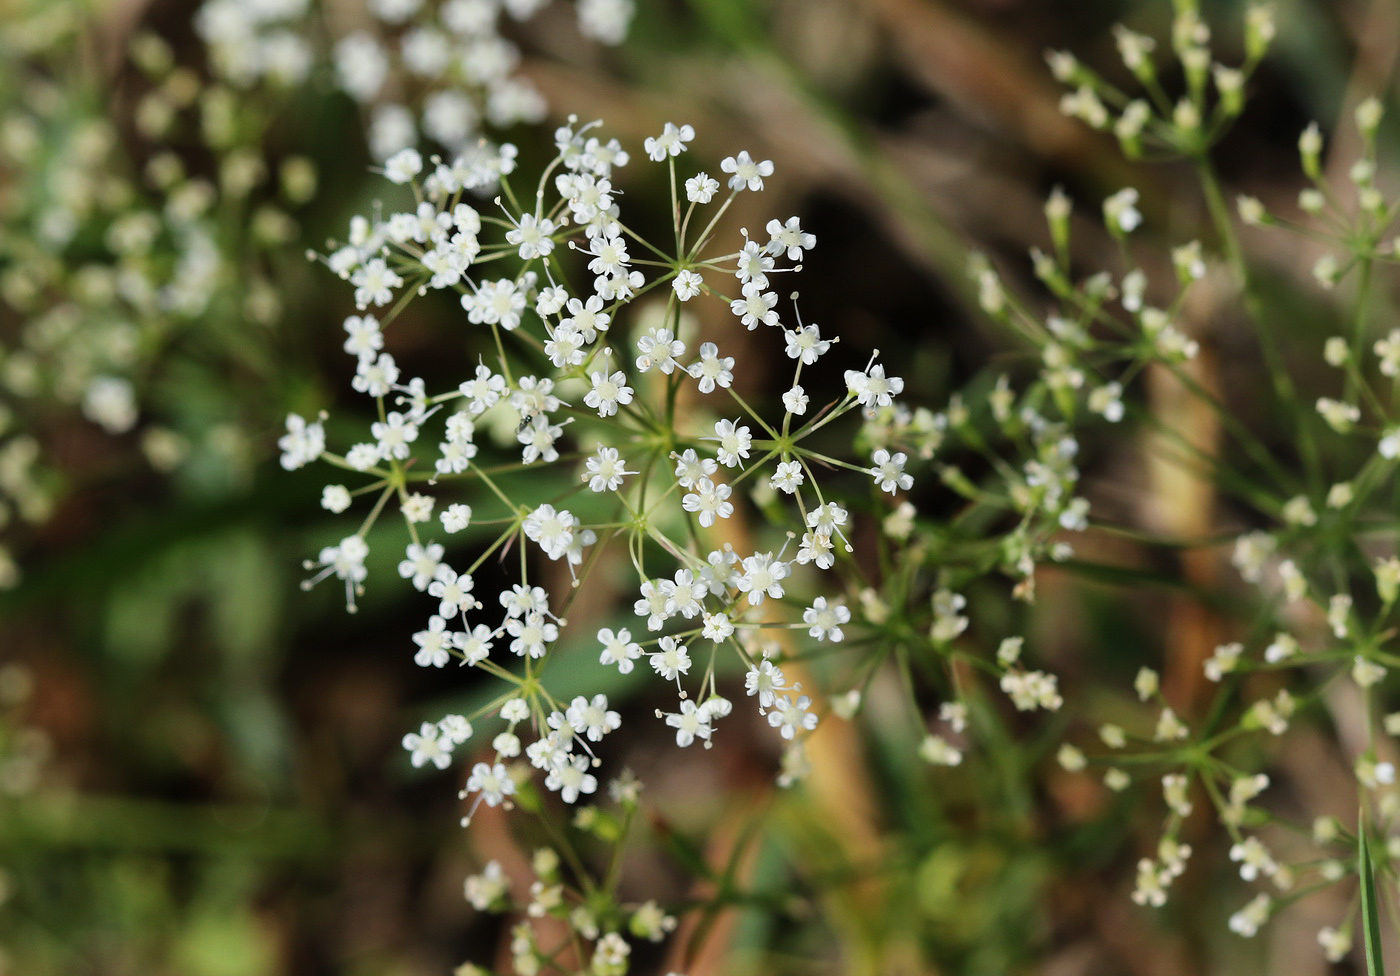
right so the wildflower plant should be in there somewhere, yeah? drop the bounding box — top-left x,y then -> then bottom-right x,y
287,0 -> 1400,964
22,0 -> 1400,968
1021,0 -> 1400,956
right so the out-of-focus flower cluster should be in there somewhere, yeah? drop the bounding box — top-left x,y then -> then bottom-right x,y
1026,0 -> 1400,957
196,0 -> 634,160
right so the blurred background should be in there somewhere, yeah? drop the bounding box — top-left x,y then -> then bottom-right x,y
0,0 -> 1392,973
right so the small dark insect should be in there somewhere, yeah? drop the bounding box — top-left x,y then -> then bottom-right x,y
516,413 -> 536,433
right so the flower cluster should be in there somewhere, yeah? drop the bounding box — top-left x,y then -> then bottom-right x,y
290,119 -> 916,822
196,0 -> 634,159
1031,1 -> 1400,956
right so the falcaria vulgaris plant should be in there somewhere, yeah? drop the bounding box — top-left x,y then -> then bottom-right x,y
282,0 -> 1400,970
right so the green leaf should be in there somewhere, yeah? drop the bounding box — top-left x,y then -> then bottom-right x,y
1361,814 -> 1386,976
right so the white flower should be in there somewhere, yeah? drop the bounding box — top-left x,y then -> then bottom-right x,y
585,369 -> 635,417
384,148 -> 423,184
522,504 -> 576,560
711,419 -> 753,467
736,240 -> 774,288
702,611 -> 734,642
785,324 -> 831,363
673,269 -> 704,301
279,414 -> 325,470
1318,926 -> 1352,964
770,460 -> 804,493
688,341 -> 734,392
720,150 -> 774,191
870,448 -> 913,494
505,611 -> 557,658
439,716 -> 473,744
845,363 -> 904,409
1228,837 -> 1278,882
403,722 -> 452,769
766,216 -> 815,260
342,314 -> 383,359
730,282 -> 779,329
567,694 -> 621,741
413,615 -> 458,668
585,446 -> 634,492
351,258 -> 402,308
505,212 -> 556,260
1104,187 -> 1142,233
767,694 -> 818,739
428,565 -> 477,617
664,699 -> 713,746
803,597 -> 850,641
636,327 -> 685,374
650,636 -> 691,681
919,734 -> 962,766
736,551 -> 789,606
465,861 -> 508,910
598,627 -> 642,673
459,624 -> 494,666
673,448 -> 717,488
440,503 -> 472,533
371,411 -> 419,460
685,172 -> 719,203
397,542 -> 444,591
352,353 -> 399,397
782,385 -> 809,415
464,761 -> 516,807
745,660 -> 786,708
545,754 -> 598,803
681,477 -> 733,527
321,484 -> 351,513
1228,893 -> 1272,938
464,278 -> 526,331
644,122 -> 695,161
459,363 -> 507,414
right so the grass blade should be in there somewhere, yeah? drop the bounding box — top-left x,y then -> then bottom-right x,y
1361,815 -> 1386,976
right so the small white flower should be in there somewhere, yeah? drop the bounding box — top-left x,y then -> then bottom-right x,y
598,627 -> 642,673
688,341 -> 734,393
770,460 -> 804,493
644,122 -> 695,161
585,369 -> 635,418
766,216 -> 815,260
522,504 -> 577,561
584,446 -> 634,492
711,419 -> 753,467
440,503 -> 472,533
767,694 -> 818,739
673,269 -> 704,301
403,722 -> 452,769
384,148 -> 423,184
721,150 -> 774,191
745,660 -> 786,708
681,477 -> 733,527
782,385 -> 809,415
730,282 -> 780,329
464,761 -> 515,807
803,597 -> 850,642
567,694 -> 621,742
870,448 -> 913,494
650,636 -> 691,681
685,172 -> 719,203
664,699 -> 713,747
321,484 -> 351,513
